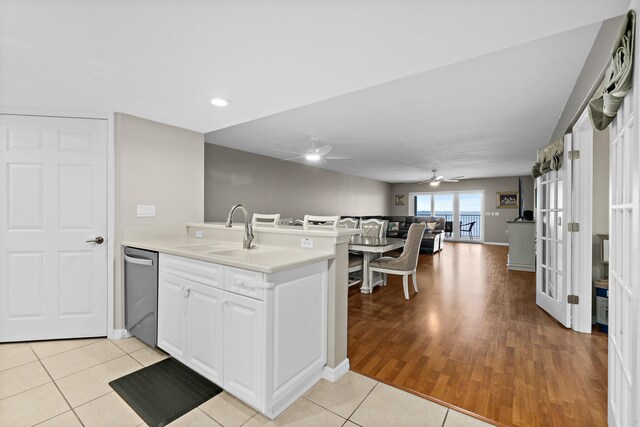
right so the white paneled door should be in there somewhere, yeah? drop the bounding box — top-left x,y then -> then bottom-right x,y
0,114 -> 108,341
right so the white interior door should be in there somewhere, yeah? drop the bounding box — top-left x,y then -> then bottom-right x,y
569,110 -> 594,333
536,134 -> 571,327
608,88 -> 638,427
0,114 -> 108,341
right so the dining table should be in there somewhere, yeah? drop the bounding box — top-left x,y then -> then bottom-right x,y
348,236 -> 405,294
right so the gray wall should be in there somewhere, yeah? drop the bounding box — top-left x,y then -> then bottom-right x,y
114,113 -> 204,329
204,144 -> 391,221
389,176 -> 534,244
592,129 -> 610,281
549,15 -> 625,142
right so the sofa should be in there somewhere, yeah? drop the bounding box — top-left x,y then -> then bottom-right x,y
343,215 -> 445,254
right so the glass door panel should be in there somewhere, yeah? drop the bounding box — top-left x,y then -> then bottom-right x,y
458,192 -> 482,240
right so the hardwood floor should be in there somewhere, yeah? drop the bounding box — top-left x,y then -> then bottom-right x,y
348,243 -> 608,427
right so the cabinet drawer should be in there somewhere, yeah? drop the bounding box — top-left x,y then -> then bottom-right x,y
160,254 -> 223,289
224,266 -> 266,300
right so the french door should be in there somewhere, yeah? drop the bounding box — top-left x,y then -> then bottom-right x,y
0,114 -> 108,341
608,88 -> 638,427
535,136 -> 570,327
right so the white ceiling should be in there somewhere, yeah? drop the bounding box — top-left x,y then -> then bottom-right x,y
0,1 -> 629,181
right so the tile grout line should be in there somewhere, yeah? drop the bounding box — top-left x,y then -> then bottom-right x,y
346,381 -> 379,422
33,355 -> 86,427
299,396 -> 348,422
40,351 -> 133,382
28,338 -> 107,361
441,408 -> 450,427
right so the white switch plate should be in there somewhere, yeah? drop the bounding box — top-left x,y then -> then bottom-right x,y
195,230 -> 204,238
301,238 -> 314,248
137,205 -> 156,217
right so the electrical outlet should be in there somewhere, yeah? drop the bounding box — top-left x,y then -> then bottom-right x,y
195,230 -> 204,238
136,205 -> 155,217
301,238 -> 314,248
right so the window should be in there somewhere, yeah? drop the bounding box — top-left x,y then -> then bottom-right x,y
414,191 -> 483,241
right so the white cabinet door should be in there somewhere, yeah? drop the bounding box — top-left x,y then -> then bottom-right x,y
157,272 -> 187,360
0,114 -> 108,341
223,292 -> 265,410
185,281 -> 224,386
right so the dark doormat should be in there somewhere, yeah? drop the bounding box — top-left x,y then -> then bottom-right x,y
109,358 -> 223,427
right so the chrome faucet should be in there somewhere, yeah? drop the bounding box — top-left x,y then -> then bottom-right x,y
225,204 -> 254,249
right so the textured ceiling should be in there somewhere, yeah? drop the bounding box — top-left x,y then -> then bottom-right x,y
0,1 -> 629,181
205,23 -> 603,182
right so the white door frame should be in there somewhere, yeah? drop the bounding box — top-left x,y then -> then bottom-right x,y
569,109 -> 594,333
0,108 -> 116,339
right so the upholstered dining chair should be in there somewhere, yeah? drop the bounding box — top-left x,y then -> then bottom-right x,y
339,217 -> 359,229
360,218 -> 387,238
368,222 -> 426,299
252,213 -> 280,225
303,215 -> 340,229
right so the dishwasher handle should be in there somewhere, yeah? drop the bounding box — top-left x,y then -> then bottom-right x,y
124,254 -> 154,266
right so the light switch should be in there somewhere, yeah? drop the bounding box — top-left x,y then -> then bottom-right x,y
137,205 -> 156,217
301,238 -> 314,248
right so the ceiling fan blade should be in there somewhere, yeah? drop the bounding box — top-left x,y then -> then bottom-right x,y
272,148 -> 305,156
436,175 -> 444,181
280,155 -> 305,161
324,155 -> 352,160
448,176 -> 464,180
442,179 -> 459,182
316,145 -> 332,156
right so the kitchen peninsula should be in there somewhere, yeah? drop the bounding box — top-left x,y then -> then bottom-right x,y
122,222 -> 358,418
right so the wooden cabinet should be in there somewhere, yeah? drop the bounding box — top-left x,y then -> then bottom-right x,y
157,253 -> 327,419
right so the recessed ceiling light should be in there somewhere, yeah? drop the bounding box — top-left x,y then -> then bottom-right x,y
209,97 -> 231,107
305,153 -> 321,161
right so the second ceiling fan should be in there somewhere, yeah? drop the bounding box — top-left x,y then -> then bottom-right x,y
415,169 -> 464,186
272,137 -> 351,163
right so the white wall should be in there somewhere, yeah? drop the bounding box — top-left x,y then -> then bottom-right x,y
204,144 -> 391,221
390,176 -> 533,244
114,113 -> 204,329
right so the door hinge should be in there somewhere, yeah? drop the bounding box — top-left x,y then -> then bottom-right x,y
568,150 -> 580,160
568,222 -> 580,232
568,295 -> 579,304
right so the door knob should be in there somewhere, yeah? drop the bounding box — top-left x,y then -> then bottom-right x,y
86,236 -> 104,244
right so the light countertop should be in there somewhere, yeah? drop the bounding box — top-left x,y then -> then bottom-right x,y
122,236 -> 334,273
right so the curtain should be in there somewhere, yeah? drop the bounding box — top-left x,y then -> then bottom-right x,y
588,10 -> 636,131
532,139 -> 563,178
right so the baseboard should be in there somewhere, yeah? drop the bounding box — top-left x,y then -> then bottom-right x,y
484,242 -> 509,246
323,358 -> 350,383
109,329 -> 130,340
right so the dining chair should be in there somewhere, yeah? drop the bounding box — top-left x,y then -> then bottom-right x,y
251,213 -> 281,225
339,217 -> 359,229
360,218 -> 387,238
303,215 -> 340,229
368,222 -> 426,299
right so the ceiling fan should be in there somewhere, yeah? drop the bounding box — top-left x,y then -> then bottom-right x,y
272,137 -> 351,163
414,169 -> 464,186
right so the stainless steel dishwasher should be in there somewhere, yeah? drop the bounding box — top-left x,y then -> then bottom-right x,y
124,247 -> 158,347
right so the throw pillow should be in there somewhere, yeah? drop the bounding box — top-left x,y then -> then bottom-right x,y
388,221 -> 400,231
427,221 -> 439,231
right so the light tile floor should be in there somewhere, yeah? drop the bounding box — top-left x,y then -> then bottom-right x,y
0,337 -> 495,427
